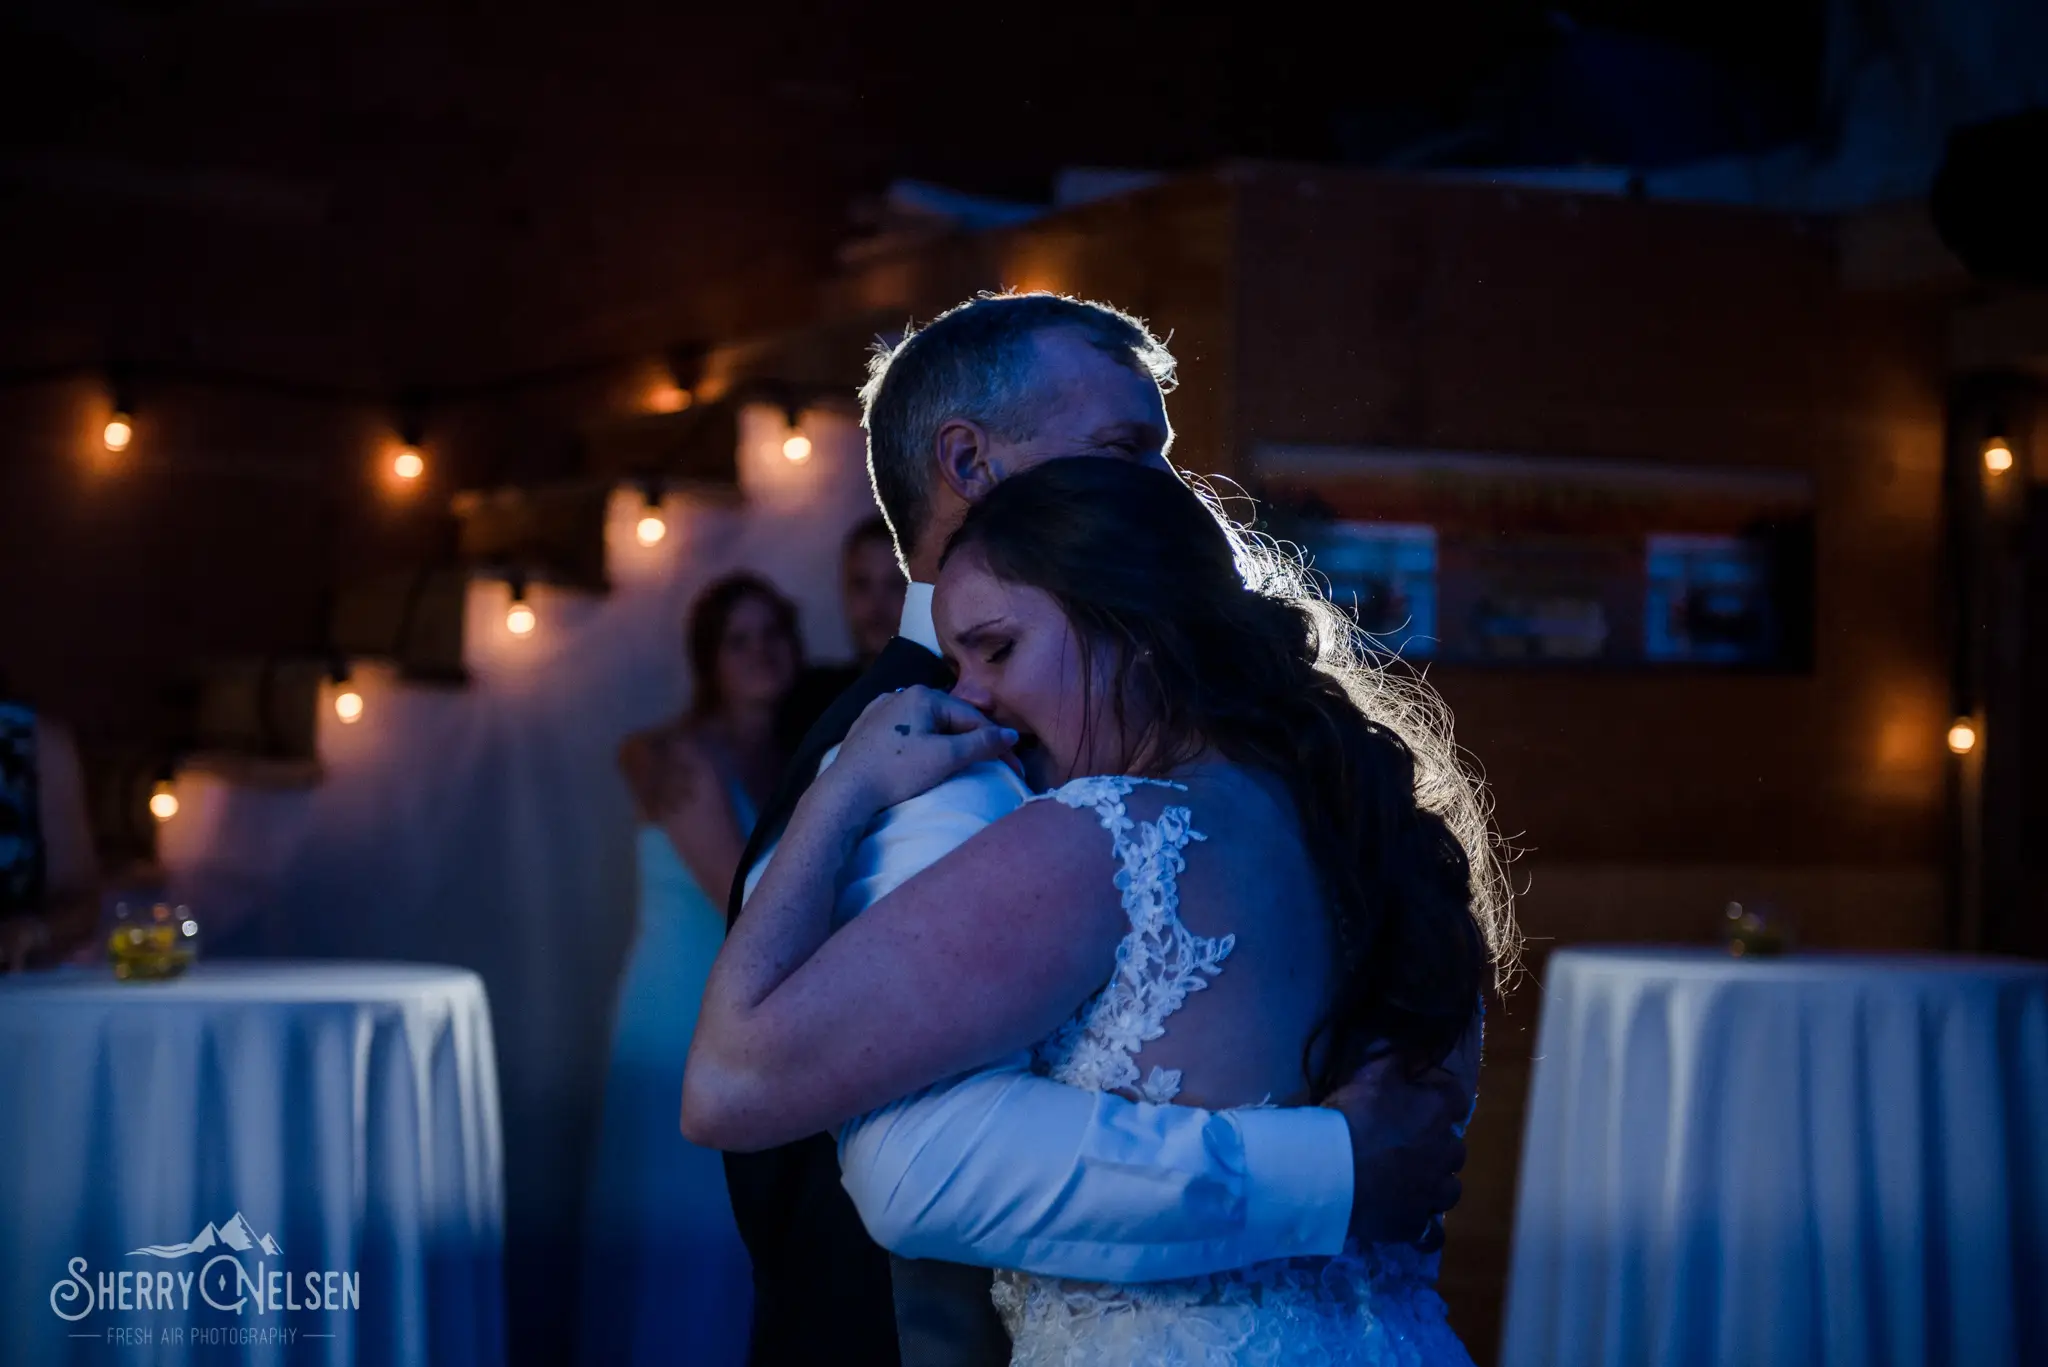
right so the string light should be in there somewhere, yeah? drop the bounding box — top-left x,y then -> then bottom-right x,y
1947,717 -> 1978,755
635,485 -> 667,546
149,777 -> 179,822
1983,437 -> 2014,475
506,579 -> 536,636
390,401 -> 429,486
781,404 -> 811,463
329,659 -> 363,724
103,369 -> 137,455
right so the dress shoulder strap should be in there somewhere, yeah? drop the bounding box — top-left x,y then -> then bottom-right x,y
1033,774 -> 1180,837
1031,776 -> 1203,926
1025,774 -> 1233,1105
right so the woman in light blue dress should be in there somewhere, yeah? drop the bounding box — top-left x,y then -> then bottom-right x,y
580,574 -> 801,1367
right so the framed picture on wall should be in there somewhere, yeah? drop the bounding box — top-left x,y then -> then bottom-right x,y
1439,533 -> 1638,663
1254,446 -> 1816,671
1306,522 -> 1438,658
1646,532 -> 1784,664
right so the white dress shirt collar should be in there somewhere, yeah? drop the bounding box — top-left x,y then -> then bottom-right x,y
899,582 -> 940,655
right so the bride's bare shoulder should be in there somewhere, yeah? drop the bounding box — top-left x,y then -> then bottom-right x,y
868,788 -> 1125,955
936,788 -> 1131,899
989,785 -> 1122,848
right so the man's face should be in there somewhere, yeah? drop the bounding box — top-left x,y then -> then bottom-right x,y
982,328 -> 1173,480
841,536 -> 905,664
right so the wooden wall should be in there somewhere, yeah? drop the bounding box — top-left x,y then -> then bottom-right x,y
1229,166 -> 1952,1359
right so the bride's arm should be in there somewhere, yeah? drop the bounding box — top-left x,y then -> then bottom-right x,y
683,688 -> 1125,1152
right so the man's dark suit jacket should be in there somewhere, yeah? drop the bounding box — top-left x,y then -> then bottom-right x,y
723,637 -> 1010,1367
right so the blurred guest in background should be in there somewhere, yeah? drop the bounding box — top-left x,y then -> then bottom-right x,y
1,680 -> 101,973
839,513 -> 908,669
779,514 -> 907,749
579,573 -> 801,1367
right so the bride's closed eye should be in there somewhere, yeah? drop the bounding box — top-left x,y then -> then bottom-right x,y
947,615 -> 1015,667
937,638 -> 1009,670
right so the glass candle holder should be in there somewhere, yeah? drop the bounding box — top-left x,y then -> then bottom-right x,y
108,901 -> 199,981
1723,900 -> 1788,958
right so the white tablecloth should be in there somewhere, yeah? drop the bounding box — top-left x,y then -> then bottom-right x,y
0,962 -> 505,1367
1500,947 -> 2048,1367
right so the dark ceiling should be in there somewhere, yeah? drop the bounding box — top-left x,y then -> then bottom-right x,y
0,1 -> 1824,392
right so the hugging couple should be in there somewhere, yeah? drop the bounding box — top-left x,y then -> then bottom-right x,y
683,291 -> 1514,1366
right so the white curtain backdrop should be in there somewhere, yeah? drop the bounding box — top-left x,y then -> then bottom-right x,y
156,404 -> 880,1362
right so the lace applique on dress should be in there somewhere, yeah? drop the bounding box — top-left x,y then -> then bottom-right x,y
991,774 -> 1475,1367
1026,775 -> 1230,1104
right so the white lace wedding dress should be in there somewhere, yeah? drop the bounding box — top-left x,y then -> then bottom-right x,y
990,776 -> 1474,1367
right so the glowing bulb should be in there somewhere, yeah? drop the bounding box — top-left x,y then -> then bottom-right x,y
149,782 -> 179,822
636,513 -> 667,546
393,447 -> 425,480
1947,718 -> 1978,755
334,689 -> 364,724
506,601 -> 537,636
1984,439 -> 2014,475
783,432 -> 813,463
103,414 -> 133,452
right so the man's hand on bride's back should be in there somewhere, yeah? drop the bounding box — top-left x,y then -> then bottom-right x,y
817,686 -> 1021,817
1324,1055 -> 1470,1248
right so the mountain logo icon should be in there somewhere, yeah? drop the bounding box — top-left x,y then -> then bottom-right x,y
128,1213 -> 281,1259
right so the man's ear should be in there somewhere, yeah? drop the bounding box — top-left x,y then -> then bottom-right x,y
933,418 -> 1002,503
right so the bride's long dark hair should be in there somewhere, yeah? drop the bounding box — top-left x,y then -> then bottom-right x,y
943,459 -> 1514,1087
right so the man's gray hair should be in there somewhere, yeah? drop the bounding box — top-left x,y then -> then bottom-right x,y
857,292 -> 1177,564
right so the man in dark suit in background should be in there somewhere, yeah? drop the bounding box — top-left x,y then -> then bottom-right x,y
776,515 -> 907,752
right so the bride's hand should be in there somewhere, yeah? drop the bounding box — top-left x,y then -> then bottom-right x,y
816,685 -> 1019,818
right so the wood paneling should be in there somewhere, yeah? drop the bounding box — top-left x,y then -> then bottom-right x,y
1233,168 -> 1950,870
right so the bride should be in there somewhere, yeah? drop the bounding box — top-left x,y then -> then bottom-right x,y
685,459 -> 1506,1364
